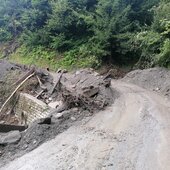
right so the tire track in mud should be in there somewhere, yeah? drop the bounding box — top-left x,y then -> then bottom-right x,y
104,93 -> 161,170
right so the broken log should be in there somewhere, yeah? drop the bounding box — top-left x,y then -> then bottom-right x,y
36,75 -> 47,90
36,89 -> 46,99
13,67 -> 35,86
49,72 -> 63,95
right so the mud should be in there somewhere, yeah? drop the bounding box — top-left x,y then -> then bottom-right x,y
0,104 -> 117,167
0,109 -> 77,165
1,64 -> 170,169
1,81 -> 170,170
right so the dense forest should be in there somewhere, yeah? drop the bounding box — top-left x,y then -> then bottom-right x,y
0,0 -> 170,69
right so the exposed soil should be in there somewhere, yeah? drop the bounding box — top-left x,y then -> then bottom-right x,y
123,67 -> 170,99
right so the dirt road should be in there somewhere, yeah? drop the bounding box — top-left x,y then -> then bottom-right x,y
1,80 -> 170,170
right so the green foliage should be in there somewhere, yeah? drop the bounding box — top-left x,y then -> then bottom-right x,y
1,0 -> 170,69
0,28 -> 12,42
161,19 -> 170,37
152,1 -> 170,32
56,46 -> 101,70
158,39 -> 170,67
10,45 -> 57,70
149,7 -> 170,68
133,31 -> 162,68
135,31 -> 162,58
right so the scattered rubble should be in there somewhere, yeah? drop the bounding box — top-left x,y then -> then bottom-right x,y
0,63 -> 115,126
54,69 -> 114,112
0,108 -> 98,166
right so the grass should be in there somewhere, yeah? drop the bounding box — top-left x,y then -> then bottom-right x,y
9,46 -> 59,71
8,45 -> 101,71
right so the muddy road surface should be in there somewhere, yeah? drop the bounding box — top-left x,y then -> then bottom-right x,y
1,80 -> 170,170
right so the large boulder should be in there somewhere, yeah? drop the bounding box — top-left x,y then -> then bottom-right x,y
52,69 -> 115,112
0,130 -> 21,145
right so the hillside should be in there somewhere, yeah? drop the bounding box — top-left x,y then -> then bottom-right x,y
1,1 -> 170,169
0,0 -> 170,69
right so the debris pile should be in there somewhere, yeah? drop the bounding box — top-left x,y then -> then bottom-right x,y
5,68 -> 114,113
0,60 -> 118,166
0,59 -> 116,127
50,69 -> 114,112
0,60 -> 29,125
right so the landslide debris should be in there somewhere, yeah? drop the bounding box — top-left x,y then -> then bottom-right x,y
0,60 -> 29,125
123,67 -> 170,99
51,69 -> 115,112
0,61 -> 118,167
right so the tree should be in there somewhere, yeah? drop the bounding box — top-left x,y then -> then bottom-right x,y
1,0 -> 170,69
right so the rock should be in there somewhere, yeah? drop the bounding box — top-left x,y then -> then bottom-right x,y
57,69 -> 62,73
0,131 -> 21,145
22,144 -> 28,150
33,140 -> 37,144
153,87 -> 160,91
53,112 -> 64,119
48,97 -> 52,101
0,121 -> 5,124
48,101 -> 62,109
37,117 -> 51,125
75,71 -> 81,75
71,117 -> 76,121
155,87 -> 160,91
103,78 -> 111,87
55,102 -> 68,113
62,69 -> 68,73
51,113 -> 64,123
82,86 -> 99,98
51,116 -> 60,123
51,110 -> 71,122
71,84 -> 76,88
71,108 -> 79,112
93,72 -> 99,76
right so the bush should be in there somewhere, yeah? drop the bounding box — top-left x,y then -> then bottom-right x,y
133,30 -> 162,68
55,47 -> 101,70
0,28 -> 12,42
10,45 -> 57,70
158,39 -> 170,67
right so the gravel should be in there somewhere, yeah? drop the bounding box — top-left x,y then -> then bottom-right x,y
122,67 -> 170,99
